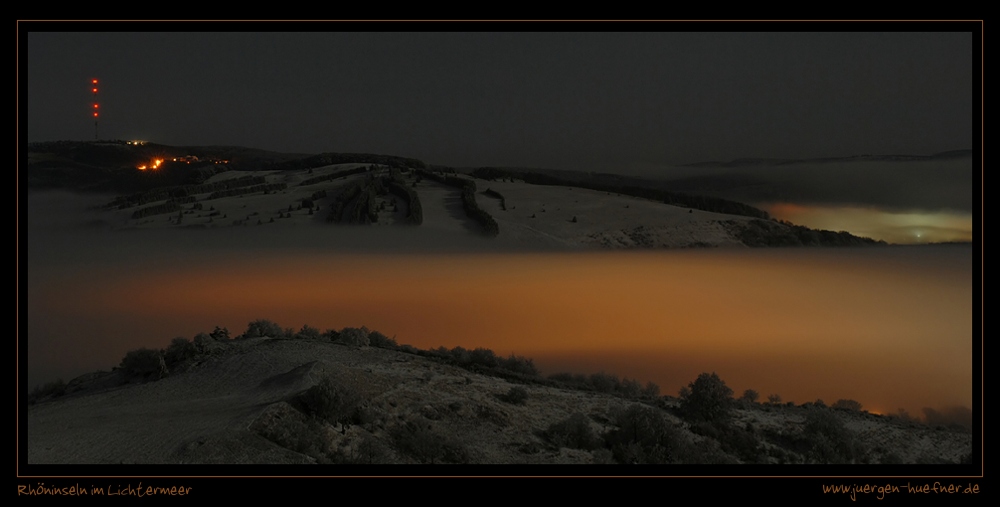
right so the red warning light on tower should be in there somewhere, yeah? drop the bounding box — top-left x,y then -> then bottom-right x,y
91,78 -> 100,139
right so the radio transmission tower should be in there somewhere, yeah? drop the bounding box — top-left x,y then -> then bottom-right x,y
91,79 -> 99,140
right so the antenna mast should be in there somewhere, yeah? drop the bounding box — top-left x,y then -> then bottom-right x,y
91,79 -> 99,140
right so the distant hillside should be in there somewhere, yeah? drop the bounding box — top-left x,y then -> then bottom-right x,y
26,141 -> 887,248
469,166 -> 772,220
264,152 -> 428,172
26,141 -> 309,192
681,150 -> 973,168
25,141 -> 440,195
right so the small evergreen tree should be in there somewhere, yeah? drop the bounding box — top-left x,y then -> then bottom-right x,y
680,372 -> 734,423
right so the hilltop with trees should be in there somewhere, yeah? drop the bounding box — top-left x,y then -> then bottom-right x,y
27,320 -> 971,466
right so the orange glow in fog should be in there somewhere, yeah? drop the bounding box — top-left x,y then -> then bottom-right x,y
29,248 -> 970,417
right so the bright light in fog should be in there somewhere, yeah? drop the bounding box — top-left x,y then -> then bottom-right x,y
763,203 -> 972,244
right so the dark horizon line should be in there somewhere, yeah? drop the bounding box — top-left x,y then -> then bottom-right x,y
26,139 -> 975,169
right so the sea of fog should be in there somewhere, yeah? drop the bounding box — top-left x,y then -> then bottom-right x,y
611,158 -> 974,244
24,190 -> 974,417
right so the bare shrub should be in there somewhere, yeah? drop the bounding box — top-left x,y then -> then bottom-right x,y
120,348 -> 167,382
604,404 -> 683,464
29,379 -> 67,404
620,378 -> 643,398
390,420 -> 470,464
501,354 -> 538,376
397,344 -> 419,354
497,386 -> 529,405
922,406 -> 972,431
688,420 -> 763,463
445,346 -> 469,364
642,381 -> 661,399
193,333 -> 213,353
299,376 -> 361,426
295,325 -> 322,340
545,413 -> 600,450
469,347 -> 500,368
831,399 -> 863,411
164,337 -> 196,367
368,330 -> 398,349
337,327 -> 370,347
240,319 -> 284,339
804,410 -> 866,464
209,326 -> 230,341
588,372 -> 620,393
337,432 -> 393,464
253,404 -> 332,462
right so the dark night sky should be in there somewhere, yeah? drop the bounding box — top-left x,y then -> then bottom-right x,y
23,26 -> 975,172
